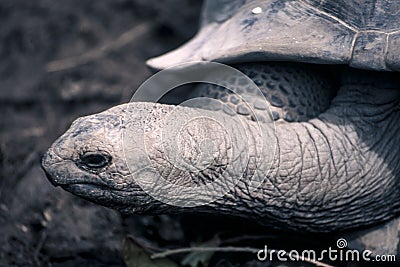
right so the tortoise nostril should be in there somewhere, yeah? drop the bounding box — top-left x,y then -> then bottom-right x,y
80,152 -> 111,169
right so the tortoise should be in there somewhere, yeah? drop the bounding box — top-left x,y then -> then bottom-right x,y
42,0 -> 400,257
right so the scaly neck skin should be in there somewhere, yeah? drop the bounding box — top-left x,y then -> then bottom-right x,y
42,69 -> 399,233
210,73 -> 400,232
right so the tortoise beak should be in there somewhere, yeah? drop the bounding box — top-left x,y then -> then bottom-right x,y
42,166 -> 58,186
41,149 -> 64,187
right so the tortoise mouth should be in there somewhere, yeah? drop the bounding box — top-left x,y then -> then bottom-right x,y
61,182 -> 147,210
62,182 -> 109,191
61,183 -> 111,199
61,182 -> 139,197
61,183 -> 120,205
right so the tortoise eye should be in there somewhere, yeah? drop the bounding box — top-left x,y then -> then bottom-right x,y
80,152 -> 111,169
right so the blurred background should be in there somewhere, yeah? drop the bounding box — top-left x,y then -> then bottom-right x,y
0,0 -> 204,266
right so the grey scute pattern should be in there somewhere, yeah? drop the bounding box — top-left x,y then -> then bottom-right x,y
191,62 -> 334,122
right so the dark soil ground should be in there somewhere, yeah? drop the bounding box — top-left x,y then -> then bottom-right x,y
0,1 -> 202,266
0,1 -> 394,267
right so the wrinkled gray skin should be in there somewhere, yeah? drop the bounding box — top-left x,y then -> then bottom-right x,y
43,0 -> 400,240
42,64 -> 400,233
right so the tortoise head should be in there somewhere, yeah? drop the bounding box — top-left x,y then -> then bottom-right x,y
41,105 -> 157,213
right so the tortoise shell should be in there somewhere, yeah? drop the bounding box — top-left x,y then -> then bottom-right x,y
147,0 -> 400,71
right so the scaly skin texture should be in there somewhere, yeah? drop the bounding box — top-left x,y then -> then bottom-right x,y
192,63 -> 335,122
42,65 -> 400,232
